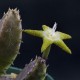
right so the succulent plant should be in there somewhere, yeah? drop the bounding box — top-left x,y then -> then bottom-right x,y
16,56 -> 47,80
0,8 -> 72,80
0,8 -> 22,75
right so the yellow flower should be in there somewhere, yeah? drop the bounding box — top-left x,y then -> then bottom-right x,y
23,22 -> 72,54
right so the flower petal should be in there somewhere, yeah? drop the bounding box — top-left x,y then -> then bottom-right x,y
41,38 -> 52,53
42,25 -> 50,31
56,31 -> 72,40
54,39 -> 72,54
23,30 -> 43,38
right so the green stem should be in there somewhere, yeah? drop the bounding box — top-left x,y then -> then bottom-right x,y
42,45 -> 51,59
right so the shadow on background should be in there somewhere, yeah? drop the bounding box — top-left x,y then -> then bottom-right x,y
0,0 -> 80,80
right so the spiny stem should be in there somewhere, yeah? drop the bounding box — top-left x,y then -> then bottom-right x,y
42,45 -> 51,59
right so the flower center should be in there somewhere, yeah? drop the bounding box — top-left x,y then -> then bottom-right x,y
43,22 -> 60,41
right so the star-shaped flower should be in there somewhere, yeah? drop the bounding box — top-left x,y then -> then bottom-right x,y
23,22 -> 72,55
